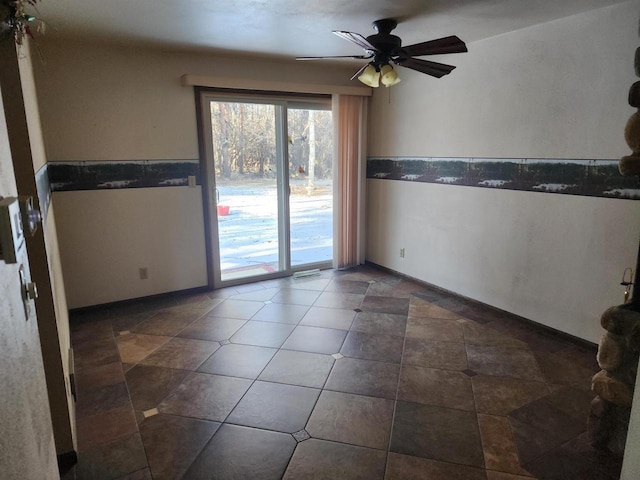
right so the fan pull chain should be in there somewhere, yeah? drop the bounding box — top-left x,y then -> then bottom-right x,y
621,267 -> 634,303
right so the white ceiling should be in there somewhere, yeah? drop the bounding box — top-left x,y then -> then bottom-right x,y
35,0 -> 628,63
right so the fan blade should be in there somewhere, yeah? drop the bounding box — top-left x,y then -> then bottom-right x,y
402,35 -> 467,57
333,30 -> 379,52
296,54 -> 373,61
396,58 -> 456,78
350,63 -> 370,81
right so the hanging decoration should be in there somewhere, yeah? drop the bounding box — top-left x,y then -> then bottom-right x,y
0,0 -> 44,45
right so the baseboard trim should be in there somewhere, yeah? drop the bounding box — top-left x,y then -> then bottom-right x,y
366,260 -> 597,350
69,285 -> 210,315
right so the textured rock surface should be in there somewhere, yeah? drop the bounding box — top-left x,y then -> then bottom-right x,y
588,395 -> 633,457
624,111 -> 640,152
588,396 -> 615,449
629,81 -> 640,108
593,370 -> 633,408
619,156 -> 640,176
590,305 -> 640,453
596,332 -> 622,371
621,49 -> 640,177
592,369 -> 633,407
600,306 -> 640,339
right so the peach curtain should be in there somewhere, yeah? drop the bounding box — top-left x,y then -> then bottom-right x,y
334,94 -> 367,269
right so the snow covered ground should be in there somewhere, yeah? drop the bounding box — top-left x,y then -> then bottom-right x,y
216,182 -> 333,275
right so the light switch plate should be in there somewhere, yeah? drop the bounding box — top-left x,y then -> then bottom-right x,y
0,197 -> 25,264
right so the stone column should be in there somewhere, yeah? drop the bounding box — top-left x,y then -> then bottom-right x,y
589,306 -> 640,455
620,48 -> 640,177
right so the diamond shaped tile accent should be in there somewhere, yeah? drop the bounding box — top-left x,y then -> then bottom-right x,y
69,264 -> 599,478
292,429 -> 311,442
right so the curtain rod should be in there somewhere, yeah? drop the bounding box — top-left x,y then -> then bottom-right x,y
181,74 -> 372,97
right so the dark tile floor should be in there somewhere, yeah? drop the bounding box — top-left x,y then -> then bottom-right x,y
66,265 -> 622,480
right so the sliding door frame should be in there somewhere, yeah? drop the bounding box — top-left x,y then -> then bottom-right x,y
194,87 -> 332,289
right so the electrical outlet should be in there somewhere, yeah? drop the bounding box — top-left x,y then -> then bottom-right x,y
400,248 -> 405,258
188,175 -> 196,187
139,267 -> 148,280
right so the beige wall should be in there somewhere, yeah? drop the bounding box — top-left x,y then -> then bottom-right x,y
34,41 -> 359,308
54,187 -> 207,307
367,180 -> 640,343
366,1 -> 640,343
30,3 -> 640,473
36,41 -> 359,161
369,2 -> 635,159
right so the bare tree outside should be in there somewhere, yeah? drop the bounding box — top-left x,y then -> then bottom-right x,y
209,101 -> 333,280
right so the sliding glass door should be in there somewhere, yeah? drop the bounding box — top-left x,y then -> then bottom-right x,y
287,107 -> 334,268
200,93 -> 333,287
209,100 -> 286,282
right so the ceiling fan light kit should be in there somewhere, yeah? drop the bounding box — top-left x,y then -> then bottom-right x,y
297,18 -> 467,88
358,63 -> 400,88
358,64 -> 380,88
379,64 -> 400,87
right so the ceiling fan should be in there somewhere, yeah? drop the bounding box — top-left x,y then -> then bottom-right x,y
297,18 -> 467,88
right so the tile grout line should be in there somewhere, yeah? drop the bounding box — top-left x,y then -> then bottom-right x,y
74,266 -> 602,480
166,296 -> 303,480
115,300 -> 222,377
274,278 -> 342,478
74,274 -> 374,478
382,292 -> 412,479
282,275 -> 374,478
109,316 -> 153,479
123,303 -> 231,432
462,318 -> 491,475
213,290 -> 315,427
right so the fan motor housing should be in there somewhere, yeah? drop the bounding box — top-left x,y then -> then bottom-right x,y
367,18 -> 402,57
295,17 -> 466,81
372,18 -> 397,34
366,33 -> 402,55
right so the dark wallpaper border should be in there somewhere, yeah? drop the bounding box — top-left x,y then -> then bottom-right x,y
367,157 -> 640,200
35,163 -> 51,224
48,160 -> 201,192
